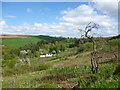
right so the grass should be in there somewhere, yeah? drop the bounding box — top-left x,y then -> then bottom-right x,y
2,50 -> 118,88
2,61 -> 118,88
2,37 -> 119,88
2,49 -> 90,88
2,37 -> 41,49
2,35 -> 65,49
37,84 -> 60,88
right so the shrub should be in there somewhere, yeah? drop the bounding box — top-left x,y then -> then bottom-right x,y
84,43 -> 92,51
59,45 -> 65,51
68,43 -> 75,48
2,60 -> 8,67
3,52 -> 15,60
68,39 -> 80,48
33,64 -> 50,71
77,45 -> 85,53
78,78 -> 88,87
90,74 -> 100,82
3,68 -> 16,76
8,59 -> 17,68
34,51 -> 40,57
2,59 -> 16,68
17,65 -> 30,74
49,45 -> 59,54
88,79 -> 119,88
90,64 -> 116,83
108,39 -> 118,46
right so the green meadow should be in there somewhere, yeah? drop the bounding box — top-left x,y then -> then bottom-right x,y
2,35 -> 64,49
1,35 -> 119,88
2,38 -> 41,49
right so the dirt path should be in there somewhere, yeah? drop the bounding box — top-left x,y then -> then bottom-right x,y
0,35 -> 29,38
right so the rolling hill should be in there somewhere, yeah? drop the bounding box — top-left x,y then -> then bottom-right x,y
1,34 -> 119,88
1,35 -> 65,49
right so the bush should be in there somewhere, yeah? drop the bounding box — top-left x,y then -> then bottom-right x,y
17,65 -> 30,74
85,43 -> 92,51
88,79 -> 119,88
90,64 -> 116,83
68,43 -> 75,48
8,59 -> 17,68
33,64 -> 50,71
108,39 -> 119,47
49,45 -> 59,54
3,52 -> 16,60
68,39 -> 80,48
3,64 -> 32,76
34,51 -> 40,57
2,59 -> 16,68
90,74 -> 101,82
59,45 -> 65,51
77,45 -> 85,53
78,78 -> 88,87
3,68 -> 16,76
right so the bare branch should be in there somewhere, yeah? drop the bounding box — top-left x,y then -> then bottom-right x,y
79,22 -> 99,74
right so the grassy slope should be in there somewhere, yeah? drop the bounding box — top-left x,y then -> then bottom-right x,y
2,35 -> 64,49
2,37 -> 41,49
2,37 -> 119,88
2,48 -> 119,88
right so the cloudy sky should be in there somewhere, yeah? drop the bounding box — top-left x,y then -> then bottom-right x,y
0,0 -> 119,37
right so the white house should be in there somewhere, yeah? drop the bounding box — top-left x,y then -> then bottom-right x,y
40,53 -> 55,58
46,54 -> 54,57
40,55 -> 46,57
20,50 -> 28,54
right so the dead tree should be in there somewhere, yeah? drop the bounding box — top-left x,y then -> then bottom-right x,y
79,22 -> 99,74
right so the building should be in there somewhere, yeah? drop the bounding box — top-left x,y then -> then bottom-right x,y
40,53 -> 55,57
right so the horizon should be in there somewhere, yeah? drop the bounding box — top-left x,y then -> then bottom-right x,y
1,34 -> 119,39
0,0 -> 119,38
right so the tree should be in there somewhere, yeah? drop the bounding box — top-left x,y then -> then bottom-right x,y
34,51 -> 40,57
79,22 -> 99,74
59,45 -> 65,51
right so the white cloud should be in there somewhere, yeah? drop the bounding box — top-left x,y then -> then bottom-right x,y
34,23 -> 42,27
0,21 -> 6,34
59,4 -> 117,33
26,8 -> 32,13
93,0 -> 118,16
106,30 -> 113,34
1,3 -> 118,37
5,16 -> 17,18
0,21 -> 6,26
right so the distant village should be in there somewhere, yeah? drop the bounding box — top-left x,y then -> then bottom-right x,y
20,49 -> 56,58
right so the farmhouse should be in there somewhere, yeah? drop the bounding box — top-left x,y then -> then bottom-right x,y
40,53 -> 55,57
20,50 -> 28,54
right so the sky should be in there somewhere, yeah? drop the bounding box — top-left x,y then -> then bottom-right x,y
0,0 -> 119,37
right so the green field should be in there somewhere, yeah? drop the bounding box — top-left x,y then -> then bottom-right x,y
2,37 -> 41,49
2,35 -> 65,49
1,35 -> 119,88
2,48 -> 119,88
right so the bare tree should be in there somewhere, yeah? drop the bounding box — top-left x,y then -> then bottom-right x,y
79,21 -> 118,74
79,22 -> 99,74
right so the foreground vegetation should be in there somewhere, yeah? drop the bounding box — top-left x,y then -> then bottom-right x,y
1,35 -> 119,88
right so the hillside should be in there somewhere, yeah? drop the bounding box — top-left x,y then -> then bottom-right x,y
2,48 -> 119,88
1,35 -> 65,49
1,35 -> 119,88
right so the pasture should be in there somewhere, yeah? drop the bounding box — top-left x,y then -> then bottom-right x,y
1,35 -> 119,88
2,37 -> 41,49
